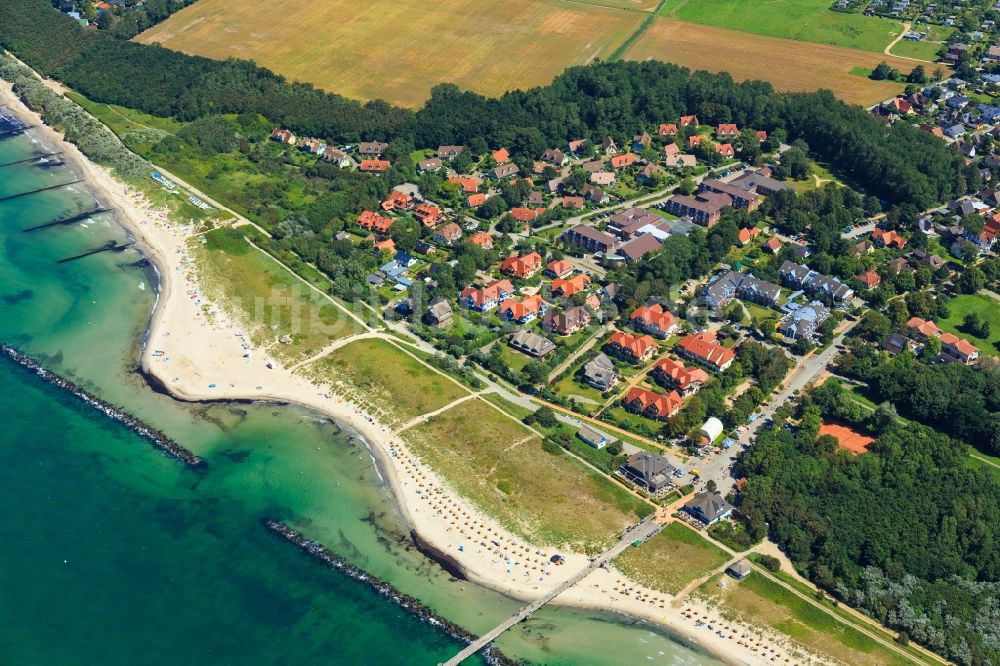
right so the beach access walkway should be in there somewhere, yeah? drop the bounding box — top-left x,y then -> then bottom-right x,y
440,518 -> 662,666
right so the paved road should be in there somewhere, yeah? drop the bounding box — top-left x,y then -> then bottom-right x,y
697,320 -> 857,495
440,518 -> 662,666
842,220 -> 877,239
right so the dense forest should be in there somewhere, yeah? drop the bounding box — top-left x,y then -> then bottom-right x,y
837,339 -> 1000,454
0,0 -> 971,208
740,380 -> 1000,665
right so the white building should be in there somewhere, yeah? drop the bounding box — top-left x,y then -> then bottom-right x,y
699,417 -> 724,444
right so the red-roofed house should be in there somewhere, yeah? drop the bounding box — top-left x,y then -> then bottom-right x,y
562,196 -> 585,210
611,153 -> 638,170
468,231 -> 493,249
622,387 -> 682,421
629,304 -> 678,338
737,227 -> 761,246
756,130 -> 768,143
658,123 -> 678,137
679,115 -> 699,127
415,203 -> 443,227
551,273 -> 590,297
872,228 -> 907,249
886,97 -> 914,115
374,238 -> 395,255
919,124 -> 945,138
492,148 -> 510,164
449,176 -> 480,193
940,333 -> 979,364
652,357 -> 709,395
381,190 -> 413,212
498,295 -> 546,324
716,143 -> 735,157
500,252 -> 543,279
545,259 -> 574,279
459,279 -> 515,311
765,237 -> 783,254
857,270 -> 881,289
675,332 -> 734,372
357,210 -> 393,235
906,317 -> 941,339
270,128 -> 296,145
717,124 -> 739,137
360,159 -> 391,173
688,135 -> 705,149
606,331 -> 657,364
467,193 -> 488,208
510,207 -> 545,223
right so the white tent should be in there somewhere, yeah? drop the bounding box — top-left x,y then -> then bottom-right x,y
699,417 -> 724,444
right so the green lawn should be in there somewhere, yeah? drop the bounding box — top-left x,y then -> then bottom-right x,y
615,523 -> 729,595
657,0 -> 904,52
700,572 -> 915,666
192,231 -> 364,362
887,25 -> 953,61
303,338 -> 468,423
553,368 -> 607,409
408,399 -> 652,551
938,293 -> 1000,357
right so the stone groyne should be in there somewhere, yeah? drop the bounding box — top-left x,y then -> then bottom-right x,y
0,343 -> 205,467
265,519 -> 521,666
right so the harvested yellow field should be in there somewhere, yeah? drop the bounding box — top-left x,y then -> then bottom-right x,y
138,0 -> 646,107
625,18 -> 939,105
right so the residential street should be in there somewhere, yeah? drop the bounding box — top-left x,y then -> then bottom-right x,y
696,319 -> 857,495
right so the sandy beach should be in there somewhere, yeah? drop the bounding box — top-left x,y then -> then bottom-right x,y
0,81 -> 825,666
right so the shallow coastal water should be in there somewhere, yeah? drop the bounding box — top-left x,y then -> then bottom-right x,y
0,122 -> 723,665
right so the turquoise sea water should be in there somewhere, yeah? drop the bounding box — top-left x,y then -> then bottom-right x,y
0,121 -> 723,665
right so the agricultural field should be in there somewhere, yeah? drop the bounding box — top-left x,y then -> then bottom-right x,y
614,523 -> 730,595
137,0 -> 647,107
658,0 -> 904,52
407,398 -> 652,551
624,18 -> 929,105
192,230 -> 364,362
937,293 -> 1000,357
699,573 -> 916,666
302,337 -> 469,423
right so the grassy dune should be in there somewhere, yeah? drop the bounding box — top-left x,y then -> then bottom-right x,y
408,398 -> 652,551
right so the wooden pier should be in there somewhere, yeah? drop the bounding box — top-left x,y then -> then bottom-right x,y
440,519 -> 662,666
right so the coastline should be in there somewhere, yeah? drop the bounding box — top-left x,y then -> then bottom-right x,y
0,82 -> 819,666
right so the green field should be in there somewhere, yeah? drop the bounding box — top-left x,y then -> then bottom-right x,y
303,338 -> 468,423
700,572 -> 914,666
615,523 -> 730,595
193,231 -> 364,361
408,399 -> 652,551
938,293 -> 1000,357
887,25 -> 953,61
657,0 -> 904,52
